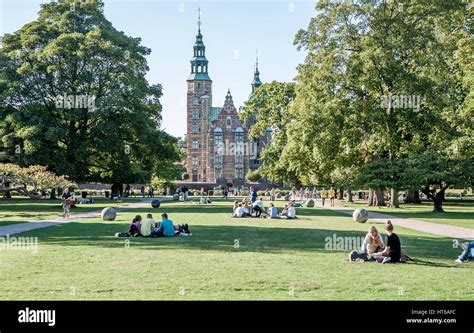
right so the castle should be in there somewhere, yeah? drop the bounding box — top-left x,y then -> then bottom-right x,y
185,14 -> 267,187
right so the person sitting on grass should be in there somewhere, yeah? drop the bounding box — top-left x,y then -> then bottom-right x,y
233,201 -> 240,213
128,215 -> 142,237
267,203 -> 278,219
151,213 -> 175,237
371,221 -> 401,264
359,225 -> 385,259
455,241 -> 474,263
242,202 -> 251,217
141,213 -> 155,237
279,204 -> 289,218
252,197 -> 265,217
233,203 -> 245,218
286,203 -> 296,219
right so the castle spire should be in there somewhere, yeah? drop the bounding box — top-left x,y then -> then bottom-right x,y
251,50 -> 262,93
188,8 -> 211,81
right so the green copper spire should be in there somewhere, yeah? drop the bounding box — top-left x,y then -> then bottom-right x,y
188,8 -> 211,81
251,50 -> 262,93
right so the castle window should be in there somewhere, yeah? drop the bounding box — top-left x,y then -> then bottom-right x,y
235,167 -> 243,179
192,124 -> 200,133
235,152 -> 243,164
215,166 -> 222,179
226,117 -> 231,129
192,110 -> 200,119
192,141 -> 199,149
192,157 -> 198,166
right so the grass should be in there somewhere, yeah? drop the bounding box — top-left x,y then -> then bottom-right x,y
0,199 -> 472,300
0,197 -> 142,226
341,199 -> 474,229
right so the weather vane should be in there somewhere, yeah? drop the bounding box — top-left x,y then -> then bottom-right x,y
198,8 -> 201,32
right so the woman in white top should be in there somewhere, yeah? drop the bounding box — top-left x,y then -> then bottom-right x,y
233,204 -> 245,218
287,204 -> 296,219
360,225 -> 385,256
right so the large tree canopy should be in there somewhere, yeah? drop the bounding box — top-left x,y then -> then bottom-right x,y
245,0 -> 472,208
0,0 -> 182,191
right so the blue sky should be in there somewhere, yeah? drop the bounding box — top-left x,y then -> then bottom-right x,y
1,0 -> 317,138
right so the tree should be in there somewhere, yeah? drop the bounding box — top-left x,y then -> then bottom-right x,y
0,163 -> 76,198
0,0 -> 181,192
271,0 -> 471,207
240,81 -> 297,184
404,153 -> 473,213
357,153 -> 474,212
245,169 -> 263,183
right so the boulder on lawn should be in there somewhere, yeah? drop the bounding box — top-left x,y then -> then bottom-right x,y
151,199 -> 161,208
276,193 -> 282,199
283,194 -> 291,201
352,208 -> 369,223
101,207 -> 117,221
305,199 -> 315,207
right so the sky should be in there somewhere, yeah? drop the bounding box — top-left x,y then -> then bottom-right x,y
0,0 -> 317,138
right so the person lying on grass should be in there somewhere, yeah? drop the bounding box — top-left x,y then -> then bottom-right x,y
455,241 -> 474,263
359,225 -> 385,259
370,221 -> 401,264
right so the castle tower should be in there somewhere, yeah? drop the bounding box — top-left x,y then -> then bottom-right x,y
186,9 -> 212,182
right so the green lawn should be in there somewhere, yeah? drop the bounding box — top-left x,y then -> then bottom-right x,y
341,200 -> 474,229
0,199 -> 472,300
0,198 -> 142,226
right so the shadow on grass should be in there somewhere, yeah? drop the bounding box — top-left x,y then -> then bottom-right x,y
22,221 -> 462,267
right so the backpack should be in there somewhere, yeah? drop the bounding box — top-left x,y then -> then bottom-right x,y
349,250 -> 368,262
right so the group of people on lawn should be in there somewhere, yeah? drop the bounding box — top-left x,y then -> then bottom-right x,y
358,221 -> 474,264
119,213 -> 190,238
232,194 -> 297,219
232,199 -> 297,219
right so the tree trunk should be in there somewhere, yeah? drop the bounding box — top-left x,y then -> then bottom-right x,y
50,188 -> 57,200
338,188 -> 344,200
390,188 -> 400,208
432,189 -> 446,213
347,189 -> 353,202
404,190 -> 421,204
368,188 -> 386,206
111,183 -> 124,198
